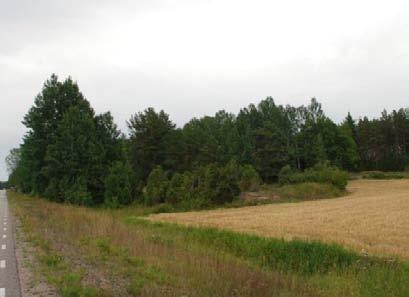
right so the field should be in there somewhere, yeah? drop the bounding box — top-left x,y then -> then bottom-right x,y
150,179 -> 409,259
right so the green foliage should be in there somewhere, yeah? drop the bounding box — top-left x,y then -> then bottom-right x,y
15,74 -> 409,208
362,171 -> 408,180
279,162 -> 349,190
204,163 -> 241,204
127,278 -> 145,296
239,166 -> 261,192
357,109 -> 409,171
40,253 -> 63,267
122,218 -> 409,297
60,274 -> 100,297
359,263 -> 409,297
127,108 -> 176,183
65,183 -> 92,206
11,75 -> 122,205
0,181 -> 8,190
104,161 -> 133,207
165,173 -> 184,204
144,162 -> 257,209
144,166 -> 169,205
128,218 -> 361,275
236,98 -> 294,180
182,111 -> 240,168
11,79 -> 360,207
5,148 -> 20,175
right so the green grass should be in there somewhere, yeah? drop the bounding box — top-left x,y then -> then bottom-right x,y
123,218 -> 409,297
125,217 -> 360,274
362,171 -> 409,180
259,182 -> 345,201
14,207 -> 110,297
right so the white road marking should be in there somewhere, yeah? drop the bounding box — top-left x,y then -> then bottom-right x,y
1,245 -> 5,250
2,235 -> 5,239
0,260 -> 5,268
3,228 -> 5,232
0,288 -> 5,297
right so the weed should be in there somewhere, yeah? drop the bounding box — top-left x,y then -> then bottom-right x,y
127,278 -> 145,296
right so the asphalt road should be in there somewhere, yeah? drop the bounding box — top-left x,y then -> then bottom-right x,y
0,190 -> 21,297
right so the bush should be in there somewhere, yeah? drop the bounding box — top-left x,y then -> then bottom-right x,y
211,164 -> 241,204
104,161 -> 133,207
165,173 -> 184,204
144,166 -> 168,205
279,162 -> 349,190
362,171 -> 406,180
239,165 -> 261,192
144,162 -> 260,208
44,178 -> 63,202
277,165 -> 299,185
64,179 -> 93,206
274,182 -> 343,200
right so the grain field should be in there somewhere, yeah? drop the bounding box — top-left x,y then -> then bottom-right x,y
150,179 -> 409,259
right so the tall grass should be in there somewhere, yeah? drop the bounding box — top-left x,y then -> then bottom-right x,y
128,218 -> 359,274
10,191 -> 319,297
260,182 -> 345,201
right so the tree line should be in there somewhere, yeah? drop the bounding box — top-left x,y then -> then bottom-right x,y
6,75 -> 409,206
0,182 -> 8,190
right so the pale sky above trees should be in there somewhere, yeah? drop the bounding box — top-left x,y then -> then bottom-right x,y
1,0 -> 409,179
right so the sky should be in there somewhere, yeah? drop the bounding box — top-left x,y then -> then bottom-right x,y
1,0 -> 409,180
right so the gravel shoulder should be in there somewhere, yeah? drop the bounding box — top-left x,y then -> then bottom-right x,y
14,214 -> 58,296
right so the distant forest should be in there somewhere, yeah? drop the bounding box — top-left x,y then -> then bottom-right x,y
6,75 -> 409,206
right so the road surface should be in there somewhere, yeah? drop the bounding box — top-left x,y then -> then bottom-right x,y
0,190 -> 21,297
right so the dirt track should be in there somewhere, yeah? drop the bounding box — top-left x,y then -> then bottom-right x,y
150,179 -> 409,259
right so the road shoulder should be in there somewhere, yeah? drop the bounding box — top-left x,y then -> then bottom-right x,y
14,216 -> 58,296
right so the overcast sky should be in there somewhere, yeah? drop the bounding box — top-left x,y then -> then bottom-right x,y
1,0 -> 409,180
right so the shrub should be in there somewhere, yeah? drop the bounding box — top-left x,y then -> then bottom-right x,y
362,171 -> 405,180
144,162 -> 258,208
165,173 -> 184,204
44,178 -> 62,202
144,166 -> 168,205
104,161 -> 133,207
279,162 -> 349,190
195,163 -> 240,205
61,176 -> 93,206
239,165 -> 261,192
275,182 -> 343,200
305,162 -> 349,190
278,165 -> 300,185
213,164 -> 241,204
